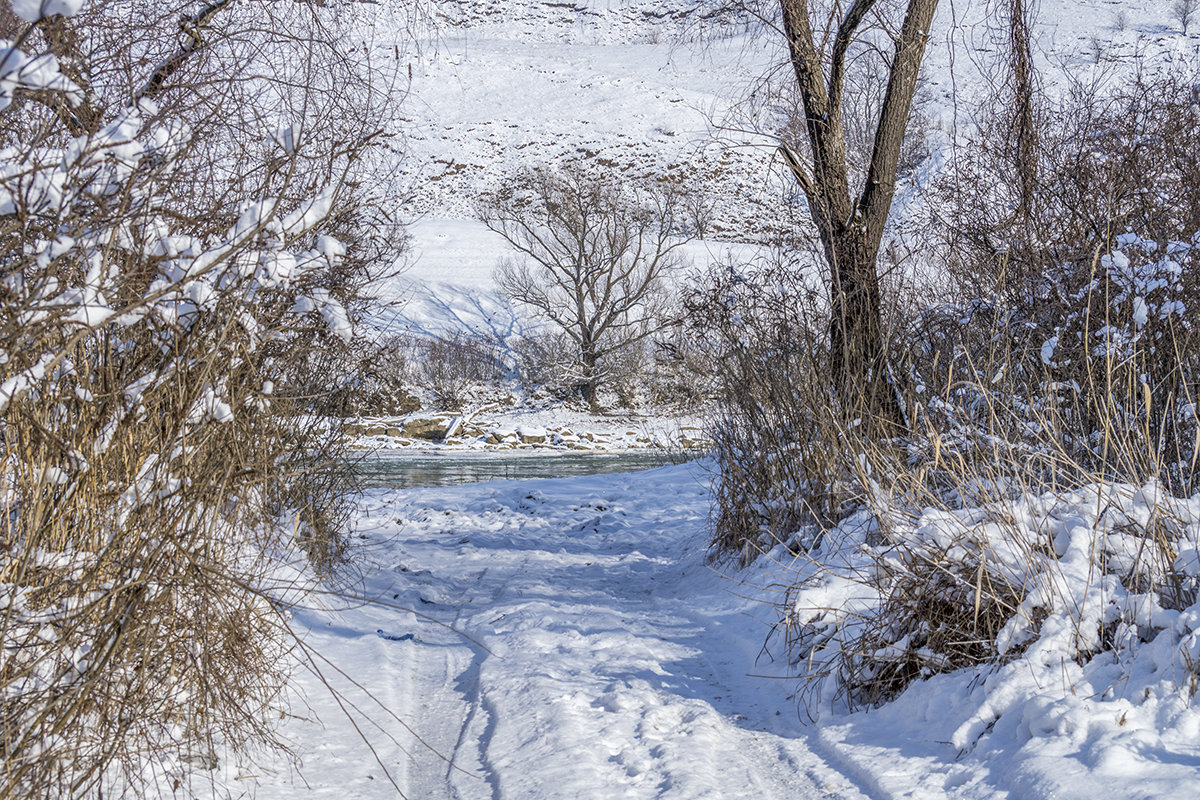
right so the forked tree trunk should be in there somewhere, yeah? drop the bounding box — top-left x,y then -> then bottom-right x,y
777,0 -> 938,436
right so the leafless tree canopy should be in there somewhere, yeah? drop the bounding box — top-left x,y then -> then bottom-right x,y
480,168 -> 692,405
1177,0 -> 1198,34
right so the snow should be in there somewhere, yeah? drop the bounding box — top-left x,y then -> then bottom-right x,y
776,481 -> 1200,799
238,463 -> 872,799
212,459 -> 1200,799
11,0 -> 85,23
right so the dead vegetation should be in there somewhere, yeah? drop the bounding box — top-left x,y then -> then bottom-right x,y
0,1 -> 403,795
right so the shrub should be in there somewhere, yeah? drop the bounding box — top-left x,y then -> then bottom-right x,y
722,231 -> 1200,710
0,1 -> 397,795
509,329 -> 585,399
687,250 -> 865,562
320,335 -> 420,417
413,332 -> 506,410
702,56 -> 1200,713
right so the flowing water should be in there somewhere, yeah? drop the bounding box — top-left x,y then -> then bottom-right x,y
352,449 -> 681,489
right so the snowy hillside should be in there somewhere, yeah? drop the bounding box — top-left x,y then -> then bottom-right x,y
361,0 -> 1200,342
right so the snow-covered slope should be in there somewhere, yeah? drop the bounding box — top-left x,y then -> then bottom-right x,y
387,1 -> 778,229
361,0 -> 1200,338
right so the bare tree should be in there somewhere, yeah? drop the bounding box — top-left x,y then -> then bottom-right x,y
775,0 -> 939,433
1176,0 -> 1198,34
481,168 -> 692,406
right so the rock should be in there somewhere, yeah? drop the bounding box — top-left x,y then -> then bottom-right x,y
402,417 -> 453,441
517,425 -> 548,444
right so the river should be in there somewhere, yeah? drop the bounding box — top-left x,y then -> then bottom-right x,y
351,449 -> 683,489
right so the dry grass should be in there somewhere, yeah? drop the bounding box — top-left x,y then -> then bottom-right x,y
0,2 -> 403,796
701,230 -> 1200,709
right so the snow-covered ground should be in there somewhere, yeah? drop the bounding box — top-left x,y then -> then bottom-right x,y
235,463 -> 1200,799
241,464 -> 871,799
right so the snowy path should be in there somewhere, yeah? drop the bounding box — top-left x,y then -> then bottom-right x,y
249,464 -> 870,799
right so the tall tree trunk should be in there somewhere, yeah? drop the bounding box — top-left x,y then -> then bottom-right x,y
580,348 -> 600,407
824,224 -> 903,435
777,0 -> 937,437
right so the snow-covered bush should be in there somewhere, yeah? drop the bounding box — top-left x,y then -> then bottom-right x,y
745,231 -> 1199,711
936,59 -> 1200,316
0,2 -> 398,796
412,332 -> 507,410
687,250 -> 866,561
898,233 -> 1200,498
321,333 -> 421,417
782,480 -> 1200,730
702,233 -> 1200,714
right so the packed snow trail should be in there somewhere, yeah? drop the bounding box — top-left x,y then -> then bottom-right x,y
248,463 -> 870,799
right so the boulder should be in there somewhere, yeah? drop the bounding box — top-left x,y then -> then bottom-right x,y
517,425 -> 548,444
402,417 -> 454,441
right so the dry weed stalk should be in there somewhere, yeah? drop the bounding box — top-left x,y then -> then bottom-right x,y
0,1 -> 404,796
